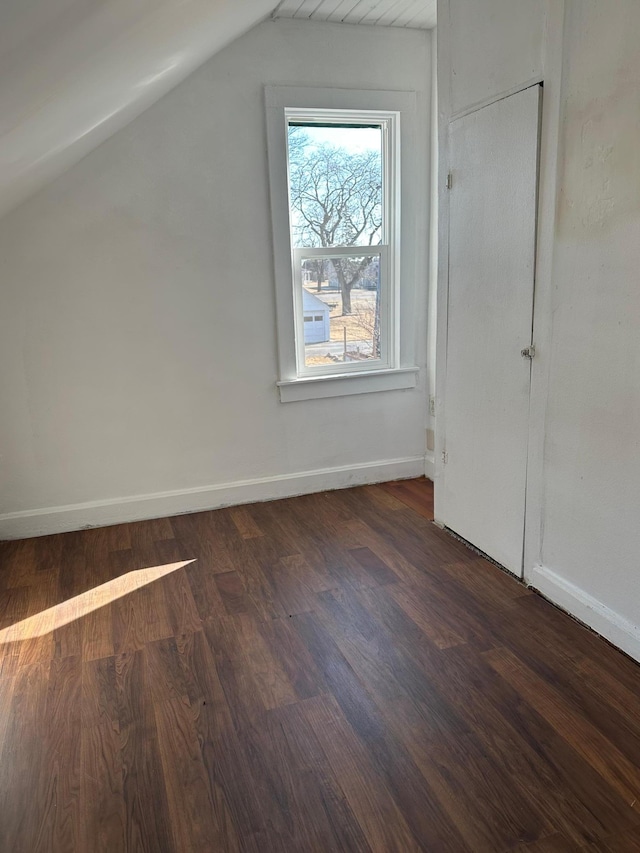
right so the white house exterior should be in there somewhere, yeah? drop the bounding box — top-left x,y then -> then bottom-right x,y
302,288 -> 330,344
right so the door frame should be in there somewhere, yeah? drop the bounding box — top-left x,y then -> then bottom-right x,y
433,0 -> 566,585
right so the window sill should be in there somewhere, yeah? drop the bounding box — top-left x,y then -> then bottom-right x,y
277,366 -> 419,402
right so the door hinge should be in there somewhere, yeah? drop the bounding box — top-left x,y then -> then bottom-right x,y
441,450 -> 449,464
520,344 -> 536,360
446,172 -> 453,190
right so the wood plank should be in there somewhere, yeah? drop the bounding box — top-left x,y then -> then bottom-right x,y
583,827 -> 640,852
520,836 -> 583,852
111,550 -> 174,654
81,721 -> 126,852
155,695 -> 238,852
215,571 -> 250,615
0,675 -> 16,770
1,539 -> 37,589
292,609 -> 472,851
0,662 -> 49,851
185,558 -> 229,624
485,646 -> 640,811
32,656 -> 82,852
15,572 -> 57,667
153,542 -> 202,636
2,480 -> 640,850
360,588 -> 640,846
378,478 -> 435,519
237,534 -> 291,620
313,586 -> 556,848
348,545 -> 400,586
491,603 -> 640,770
265,699 -> 372,851
80,654 -> 126,850
380,693 -> 553,851
386,581 -> 467,649
257,612 -> 326,701
229,506 -> 264,540
234,612 -> 298,711
202,615 -> 267,733
174,630 -> 267,851
172,531 -> 235,575
116,649 -> 175,851
265,554 -> 321,615
303,692 -> 423,853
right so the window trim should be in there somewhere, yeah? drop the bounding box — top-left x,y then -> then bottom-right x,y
266,86 -> 419,402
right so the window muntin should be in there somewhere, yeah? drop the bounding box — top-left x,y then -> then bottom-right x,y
284,109 -> 398,378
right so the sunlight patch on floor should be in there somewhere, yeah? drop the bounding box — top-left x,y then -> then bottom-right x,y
0,560 -> 194,644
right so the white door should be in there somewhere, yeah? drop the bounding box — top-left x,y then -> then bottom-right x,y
443,85 -> 540,576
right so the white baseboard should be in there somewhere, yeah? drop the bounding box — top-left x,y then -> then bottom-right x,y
0,455 -> 426,540
529,564 -> 640,664
424,453 -> 435,481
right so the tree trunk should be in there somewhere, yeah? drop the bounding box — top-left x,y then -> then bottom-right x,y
315,260 -> 324,292
342,283 -> 352,315
334,263 -> 352,315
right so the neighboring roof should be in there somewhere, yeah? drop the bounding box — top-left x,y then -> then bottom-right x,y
302,289 -> 330,313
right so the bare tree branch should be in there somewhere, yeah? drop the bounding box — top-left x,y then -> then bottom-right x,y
288,131 -> 382,315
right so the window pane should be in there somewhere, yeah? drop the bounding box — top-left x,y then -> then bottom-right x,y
287,124 -> 383,249
300,255 -> 381,367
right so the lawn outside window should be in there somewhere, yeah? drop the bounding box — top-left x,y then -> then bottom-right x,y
266,87 -> 420,402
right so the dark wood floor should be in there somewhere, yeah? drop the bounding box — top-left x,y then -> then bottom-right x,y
1,479 -> 640,852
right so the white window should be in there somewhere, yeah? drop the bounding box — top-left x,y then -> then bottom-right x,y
266,88 -> 420,402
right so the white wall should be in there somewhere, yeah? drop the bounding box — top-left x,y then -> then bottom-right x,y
536,0 -> 640,652
0,19 -> 431,537
438,0 -> 640,661
446,0 -> 544,117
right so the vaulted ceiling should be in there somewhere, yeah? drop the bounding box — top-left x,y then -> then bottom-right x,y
0,0 -> 435,220
0,0 -> 276,219
273,0 -> 436,29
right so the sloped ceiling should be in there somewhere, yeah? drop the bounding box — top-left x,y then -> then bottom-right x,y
0,0 -> 435,219
273,0 -> 436,29
0,0 -> 277,219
